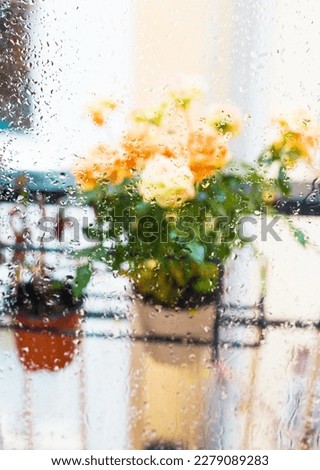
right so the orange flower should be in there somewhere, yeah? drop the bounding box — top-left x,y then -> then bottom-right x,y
91,109 -> 105,126
74,144 -> 133,191
121,127 -> 178,170
88,99 -> 118,126
188,129 -> 229,182
122,128 -> 158,165
74,158 -> 97,191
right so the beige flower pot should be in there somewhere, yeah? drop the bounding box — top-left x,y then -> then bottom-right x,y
131,298 -> 217,343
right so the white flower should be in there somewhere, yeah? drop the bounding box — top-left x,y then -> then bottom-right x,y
139,155 -> 195,208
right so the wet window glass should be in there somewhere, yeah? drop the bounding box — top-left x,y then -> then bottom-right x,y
0,0 -> 320,452
0,1 -> 31,129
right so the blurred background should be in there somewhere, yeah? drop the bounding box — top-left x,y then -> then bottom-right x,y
2,0 -> 320,170
1,0 -> 320,450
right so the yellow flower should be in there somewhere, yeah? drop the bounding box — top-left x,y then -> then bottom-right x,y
276,137 -> 313,168
262,189 -> 276,204
273,109 -> 315,135
272,109 -> 320,166
88,99 -> 118,126
167,75 -> 204,110
139,155 -> 195,208
144,259 -> 158,270
132,102 -> 168,127
74,144 -> 133,191
207,104 -> 242,137
188,128 -> 230,182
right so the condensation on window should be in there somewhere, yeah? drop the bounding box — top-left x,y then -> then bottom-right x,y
0,0 -> 320,452
0,0 -> 32,130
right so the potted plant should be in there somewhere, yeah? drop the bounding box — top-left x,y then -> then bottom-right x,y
13,280 -> 82,371
8,204 -> 83,371
73,90 -> 317,341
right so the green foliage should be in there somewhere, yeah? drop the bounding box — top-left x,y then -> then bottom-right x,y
74,159 -> 295,305
294,229 -> 307,247
73,263 -> 93,298
277,165 -> 291,197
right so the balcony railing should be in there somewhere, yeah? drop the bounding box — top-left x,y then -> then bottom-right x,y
0,170 -> 319,346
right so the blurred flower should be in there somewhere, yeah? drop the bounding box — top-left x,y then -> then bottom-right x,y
73,157 -> 97,191
207,104 -> 242,137
74,144 -> 132,191
188,128 -> 230,182
262,188 -> 276,204
88,99 -> 118,126
122,123 -> 188,169
122,126 -> 169,168
273,109 -> 316,135
144,259 -> 158,270
271,109 -> 320,167
276,138 -> 313,168
132,102 -> 168,127
167,75 -> 204,110
139,155 -> 195,208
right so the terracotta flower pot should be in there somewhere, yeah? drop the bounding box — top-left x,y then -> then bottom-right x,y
13,283 -> 82,372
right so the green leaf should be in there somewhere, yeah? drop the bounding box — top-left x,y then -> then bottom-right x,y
294,229 -> 307,247
193,278 -> 217,294
73,246 -> 98,258
185,242 -> 205,264
257,148 -> 279,167
72,263 -> 93,297
278,166 -> 291,197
